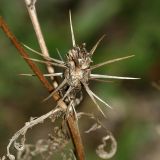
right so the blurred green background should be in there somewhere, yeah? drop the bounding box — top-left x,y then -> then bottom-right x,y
0,0 -> 160,159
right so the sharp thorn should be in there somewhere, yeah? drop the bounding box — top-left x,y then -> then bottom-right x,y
22,43 -> 64,64
62,86 -> 73,101
19,73 -> 35,76
42,73 -> 63,77
91,55 -> 135,70
56,48 -> 64,62
69,10 -> 76,47
83,83 -> 107,118
90,35 -> 106,56
24,57 -> 66,68
19,73 -> 63,77
90,74 -> 140,80
89,89 -> 112,109
89,78 -> 114,83
42,79 -> 67,102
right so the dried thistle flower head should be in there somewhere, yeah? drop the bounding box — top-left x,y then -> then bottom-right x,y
23,11 -> 140,117
65,43 -> 91,89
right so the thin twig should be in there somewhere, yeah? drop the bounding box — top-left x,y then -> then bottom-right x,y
24,0 -> 58,88
0,16 -> 85,160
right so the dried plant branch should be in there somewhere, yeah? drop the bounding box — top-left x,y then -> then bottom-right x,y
24,0 -> 48,57
24,0 -> 57,87
0,16 -> 85,160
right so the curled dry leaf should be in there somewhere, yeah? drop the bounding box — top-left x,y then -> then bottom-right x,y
4,108 -> 61,160
96,134 -> 117,159
78,112 -> 117,159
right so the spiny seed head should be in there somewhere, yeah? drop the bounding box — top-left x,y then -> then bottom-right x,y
64,44 -> 91,88
22,11 -> 139,116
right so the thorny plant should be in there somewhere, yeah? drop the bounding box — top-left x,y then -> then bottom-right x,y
23,12 -> 138,117
0,0 -> 140,160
